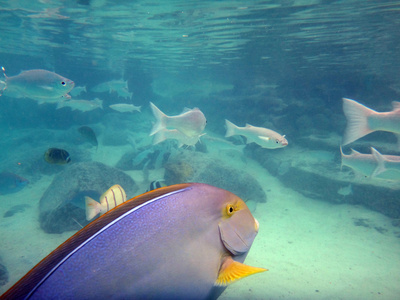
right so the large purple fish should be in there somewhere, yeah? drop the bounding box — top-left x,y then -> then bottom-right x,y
1,183 -> 266,299
0,69 -> 74,102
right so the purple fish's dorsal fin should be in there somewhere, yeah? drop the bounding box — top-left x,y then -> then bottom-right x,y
2,183 -> 193,300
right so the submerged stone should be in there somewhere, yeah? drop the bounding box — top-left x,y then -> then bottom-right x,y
164,151 -> 266,204
39,161 -> 137,233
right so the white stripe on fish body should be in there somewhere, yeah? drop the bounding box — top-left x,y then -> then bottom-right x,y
149,102 -> 207,137
342,98 -> 400,145
225,119 -> 288,149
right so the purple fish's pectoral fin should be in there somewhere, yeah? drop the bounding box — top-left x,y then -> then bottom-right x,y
215,256 -> 267,286
219,218 -> 256,255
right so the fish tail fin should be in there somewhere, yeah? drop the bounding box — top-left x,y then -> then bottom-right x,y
85,196 -> 102,221
152,129 -> 167,145
137,105 -> 142,112
371,147 -> 386,177
95,98 -> 103,109
225,119 -> 238,138
149,102 -> 167,136
342,98 -> 376,145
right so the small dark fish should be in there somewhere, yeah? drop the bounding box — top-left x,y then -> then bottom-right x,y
146,180 -> 165,192
0,172 -> 29,195
78,126 -> 98,148
44,148 -> 71,165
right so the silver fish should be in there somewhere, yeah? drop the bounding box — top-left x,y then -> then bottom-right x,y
225,119 -> 288,149
1,69 -> 74,101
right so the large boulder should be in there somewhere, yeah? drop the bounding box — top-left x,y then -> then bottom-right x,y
39,161 -> 137,233
164,151 -> 266,206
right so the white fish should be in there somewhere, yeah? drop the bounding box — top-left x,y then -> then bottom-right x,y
115,87 -> 133,99
69,85 -> 87,97
340,147 -> 400,180
85,184 -> 127,220
109,103 -> 141,113
0,68 -> 74,101
91,79 -> 128,93
57,98 -> 103,112
342,98 -> 400,145
152,128 -> 204,147
225,119 -> 288,149
149,102 -> 207,137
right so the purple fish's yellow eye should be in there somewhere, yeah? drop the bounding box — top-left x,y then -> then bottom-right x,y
226,204 -> 235,216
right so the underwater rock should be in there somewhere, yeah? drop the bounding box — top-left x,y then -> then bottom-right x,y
164,161 -> 194,183
39,161 -> 137,233
0,256 -> 8,287
249,144 -> 400,219
164,151 -> 266,204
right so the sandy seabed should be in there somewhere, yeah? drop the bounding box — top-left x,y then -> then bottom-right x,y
0,144 -> 399,300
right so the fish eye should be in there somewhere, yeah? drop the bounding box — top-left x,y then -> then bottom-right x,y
276,140 -> 279,143
226,204 -> 235,216
61,81 -> 66,86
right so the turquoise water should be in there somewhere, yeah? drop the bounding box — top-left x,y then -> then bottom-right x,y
1,1 -> 400,299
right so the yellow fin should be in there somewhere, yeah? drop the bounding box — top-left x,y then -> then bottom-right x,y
85,196 -> 101,221
215,257 -> 267,286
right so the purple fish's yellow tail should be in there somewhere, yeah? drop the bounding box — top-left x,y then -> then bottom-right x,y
149,102 -> 167,136
85,196 -> 102,221
342,98 -> 376,146
225,119 -> 238,138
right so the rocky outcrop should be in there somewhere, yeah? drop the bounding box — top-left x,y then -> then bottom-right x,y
164,151 -> 267,205
39,161 -> 137,233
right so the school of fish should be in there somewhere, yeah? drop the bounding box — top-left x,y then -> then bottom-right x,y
0,68 -> 277,299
